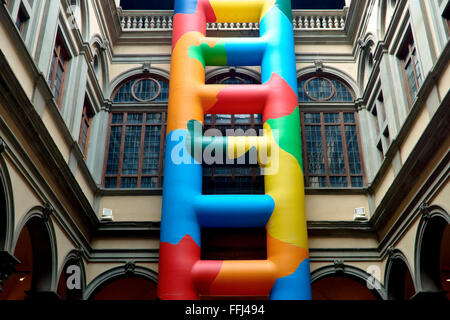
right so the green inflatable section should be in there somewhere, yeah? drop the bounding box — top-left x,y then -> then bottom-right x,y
188,42 -> 228,67
266,108 -> 304,171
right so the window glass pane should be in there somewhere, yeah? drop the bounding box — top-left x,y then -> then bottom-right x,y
104,177 -> 117,189
308,176 -> 327,188
304,113 -> 321,124
351,176 -> 363,188
112,113 -> 123,124
141,177 -> 159,188
53,63 -> 64,100
344,113 -> 355,124
330,176 -> 348,188
114,80 -> 135,103
325,125 -> 346,175
127,113 -> 143,124
405,60 -> 418,97
324,113 -> 340,124
215,114 -> 232,124
157,81 -> 169,102
235,167 -> 253,175
120,177 -> 138,188
305,125 -> 325,175
254,114 -> 263,125
345,125 -> 362,175
306,78 -> 333,101
106,126 -> 122,175
133,79 -> 160,101
142,126 -> 161,175
298,79 -> 310,102
331,79 -> 353,102
215,167 -> 232,175
234,114 -> 251,124
204,114 -> 212,125
146,113 -> 162,124
122,126 -> 142,175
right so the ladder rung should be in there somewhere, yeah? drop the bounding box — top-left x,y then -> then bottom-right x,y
194,195 -> 274,228
192,260 -> 277,296
200,83 -> 268,114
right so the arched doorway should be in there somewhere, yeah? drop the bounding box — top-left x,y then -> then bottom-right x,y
415,206 -> 450,300
84,265 -> 158,300
311,264 -> 385,300
385,251 -> 416,300
312,276 -> 379,300
0,210 -> 56,300
90,276 -> 157,300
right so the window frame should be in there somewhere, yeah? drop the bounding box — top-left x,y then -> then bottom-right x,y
300,110 -> 366,188
78,98 -> 94,160
398,29 -> 423,108
102,110 -> 167,189
48,31 -> 70,108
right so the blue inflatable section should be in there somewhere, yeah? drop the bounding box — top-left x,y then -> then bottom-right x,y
160,130 -> 202,246
195,195 -> 275,228
269,258 -> 312,300
260,6 -> 299,96
174,0 -> 198,15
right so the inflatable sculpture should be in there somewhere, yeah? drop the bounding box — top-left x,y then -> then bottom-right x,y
158,0 -> 311,300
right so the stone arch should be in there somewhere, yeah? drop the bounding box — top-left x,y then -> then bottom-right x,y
83,264 -> 158,300
0,153 -> 14,252
56,249 -> 86,300
357,33 -> 377,93
384,248 -> 416,300
89,34 -> 109,92
414,204 -> 450,298
1,205 -> 58,299
311,263 -> 387,300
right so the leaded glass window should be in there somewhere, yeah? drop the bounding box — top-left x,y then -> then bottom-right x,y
103,112 -> 167,189
301,111 -> 364,188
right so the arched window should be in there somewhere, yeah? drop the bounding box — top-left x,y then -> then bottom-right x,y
298,75 -> 354,103
203,70 -> 264,195
298,74 -> 364,188
103,74 -> 169,189
112,76 -> 169,103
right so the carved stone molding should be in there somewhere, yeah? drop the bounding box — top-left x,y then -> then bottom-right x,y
333,259 -> 345,273
142,62 -> 151,74
420,202 -> 431,221
42,202 -> 54,221
387,246 -> 395,261
102,100 -> 112,113
314,60 -> 324,73
124,260 -> 136,275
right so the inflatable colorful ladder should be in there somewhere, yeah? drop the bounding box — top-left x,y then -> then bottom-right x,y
158,0 -> 311,300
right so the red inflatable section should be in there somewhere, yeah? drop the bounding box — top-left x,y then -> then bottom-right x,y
172,0 -> 217,50
206,73 -> 298,122
158,235 -> 201,300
